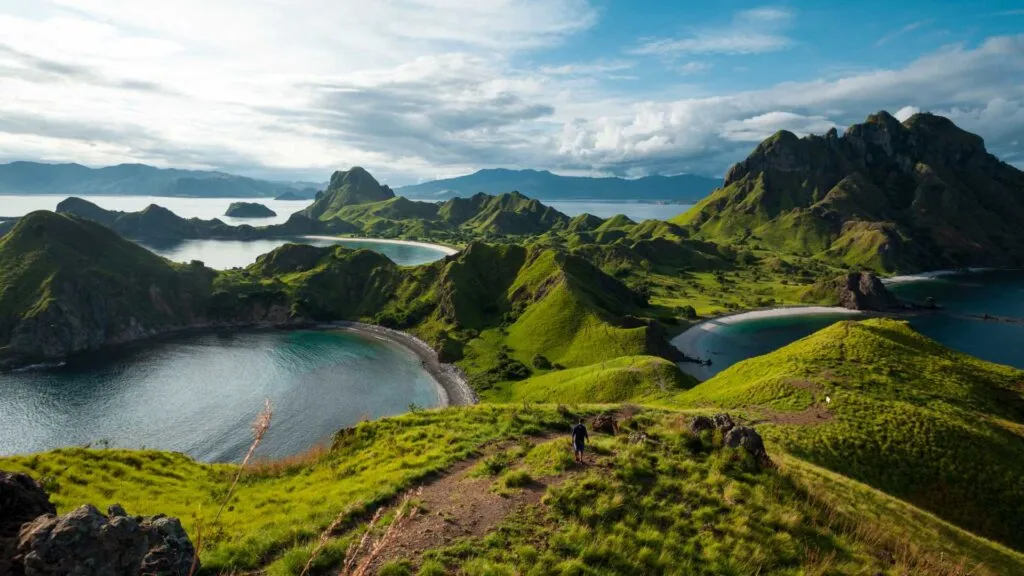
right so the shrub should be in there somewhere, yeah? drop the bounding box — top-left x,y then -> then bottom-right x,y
532,354 -> 553,370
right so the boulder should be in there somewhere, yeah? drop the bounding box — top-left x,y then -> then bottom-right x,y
0,471 -> 197,576
835,272 -> 901,311
688,413 -> 735,434
724,426 -> 771,466
1,472 -> 57,574
0,472 -> 55,540
11,504 -> 197,576
711,413 -> 735,432
592,413 -> 618,435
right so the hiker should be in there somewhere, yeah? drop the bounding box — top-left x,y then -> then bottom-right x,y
571,419 -> 589,464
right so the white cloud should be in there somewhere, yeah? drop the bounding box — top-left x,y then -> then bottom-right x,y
539,60 -> 635,76
630,7 -> 794,56
875,20 -> 932,47
722,112 -> 837,142
678,61 -> 711,75
893,106 -> 921,121
1,1 -> 1023,182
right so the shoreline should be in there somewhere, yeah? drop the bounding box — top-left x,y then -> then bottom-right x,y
302,235 -> 459,256
669,306 -> 863,381
327,321 -> 477,407
883,267 -> 1021,285
0,319 -> 478,408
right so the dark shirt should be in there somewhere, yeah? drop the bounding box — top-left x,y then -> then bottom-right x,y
571,423 -> 589,445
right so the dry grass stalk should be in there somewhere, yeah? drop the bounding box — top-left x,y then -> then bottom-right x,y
298,503 -> 358,576
188,399 -> 273,576
340,487 -> 423,576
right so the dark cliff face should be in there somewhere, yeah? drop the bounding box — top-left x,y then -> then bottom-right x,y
685,111 -> 1024,273
0,213 -> 310,368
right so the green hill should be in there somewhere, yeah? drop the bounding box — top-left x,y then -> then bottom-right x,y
4,403 -> 1023,575
303,167 -> 397,219
673,111 -> 1024,273
675,318 -> 1024,550
0,212 -> 216,367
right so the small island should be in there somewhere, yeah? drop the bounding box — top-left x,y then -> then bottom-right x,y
224,201 -> 277,218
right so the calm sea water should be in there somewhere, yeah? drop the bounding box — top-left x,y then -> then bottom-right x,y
0,330 -> 440,462
0,194 -> 450,268
678,271 -> 1024,378
545,201 -> 690,221
0,194 -> 310,226
2,194 -> 691,224
143,237 -> 449,269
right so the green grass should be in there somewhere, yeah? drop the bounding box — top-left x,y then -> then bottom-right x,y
672,318 -> 1024,550
419,412 -> 1024,575
485,356 -> 693,404
0,405 -> 578,573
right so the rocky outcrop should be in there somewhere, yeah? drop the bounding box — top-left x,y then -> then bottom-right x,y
724,426 -> 771,467
1,472 -> 57,573
225,201 -> 276,218
1,472 -> 196,576
592,413 -> 618,435
688,412 -> 736,434
834,272 -> 902,311
680,111 -> 1024,273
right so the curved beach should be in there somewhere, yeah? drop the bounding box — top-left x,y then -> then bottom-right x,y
670,306 -> 863,381
329,321 -> 477,407
302,235 -> 460,256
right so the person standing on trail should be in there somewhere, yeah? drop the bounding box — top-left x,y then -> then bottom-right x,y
571,419 -> 589,464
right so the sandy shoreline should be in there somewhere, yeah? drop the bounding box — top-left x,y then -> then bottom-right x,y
327,321 -> 477,407
670,306 -> 863,381
303,235 -> 459,256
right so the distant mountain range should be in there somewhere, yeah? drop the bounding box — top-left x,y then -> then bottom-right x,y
396,168 -> 719,203
0,161 -> 319,199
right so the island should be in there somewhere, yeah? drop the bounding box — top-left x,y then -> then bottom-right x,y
3,111 -> 1024,576
224,201 -> 277,218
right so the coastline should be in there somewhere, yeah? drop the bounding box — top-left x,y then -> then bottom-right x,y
302,235 -> 460,256
328,321 -> 477,407
670,306 -> 863,381
882,267 -> 1020,285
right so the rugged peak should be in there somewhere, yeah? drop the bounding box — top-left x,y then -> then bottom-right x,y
327,166 -> 378,191
724,130 -> 810,186
305,167 -> 396,219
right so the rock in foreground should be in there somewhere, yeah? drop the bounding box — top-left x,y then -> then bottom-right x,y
0,471 -> 196,576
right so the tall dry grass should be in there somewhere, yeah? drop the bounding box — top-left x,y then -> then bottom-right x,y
188,398 -> 273,576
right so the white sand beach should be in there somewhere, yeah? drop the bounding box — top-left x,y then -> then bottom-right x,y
302,235 -> 460,256
670,306 -> 863,381
882,268 -> 1003,285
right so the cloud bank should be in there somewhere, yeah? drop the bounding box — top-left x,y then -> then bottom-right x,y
0,2 -> 1022,183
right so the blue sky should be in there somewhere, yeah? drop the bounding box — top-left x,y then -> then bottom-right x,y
0,0 -> 1022,184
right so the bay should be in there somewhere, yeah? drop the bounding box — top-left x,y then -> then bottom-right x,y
0,330 -> 441,462
676,271 -> 1024,379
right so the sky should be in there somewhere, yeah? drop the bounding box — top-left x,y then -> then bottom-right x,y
0,1 -> 1022,185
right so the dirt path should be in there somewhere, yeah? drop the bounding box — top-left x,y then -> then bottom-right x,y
359,434 -> 603,574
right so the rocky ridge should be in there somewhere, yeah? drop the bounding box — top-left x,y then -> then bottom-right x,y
1,471 -> 196,576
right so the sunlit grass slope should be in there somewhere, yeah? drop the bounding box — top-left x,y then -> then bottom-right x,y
675,318 -> 1024,550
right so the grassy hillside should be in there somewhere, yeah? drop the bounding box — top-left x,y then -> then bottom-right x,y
0,211 -> 216,364
673,112 -> 1024,273
674,318 -> 1024,550
4,404 -> 1022,575
486,355 -> 693,403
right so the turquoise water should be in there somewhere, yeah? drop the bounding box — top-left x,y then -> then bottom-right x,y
677,271 -> 1024,379
142,236 -> 449,269
0,330 -> 440,462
